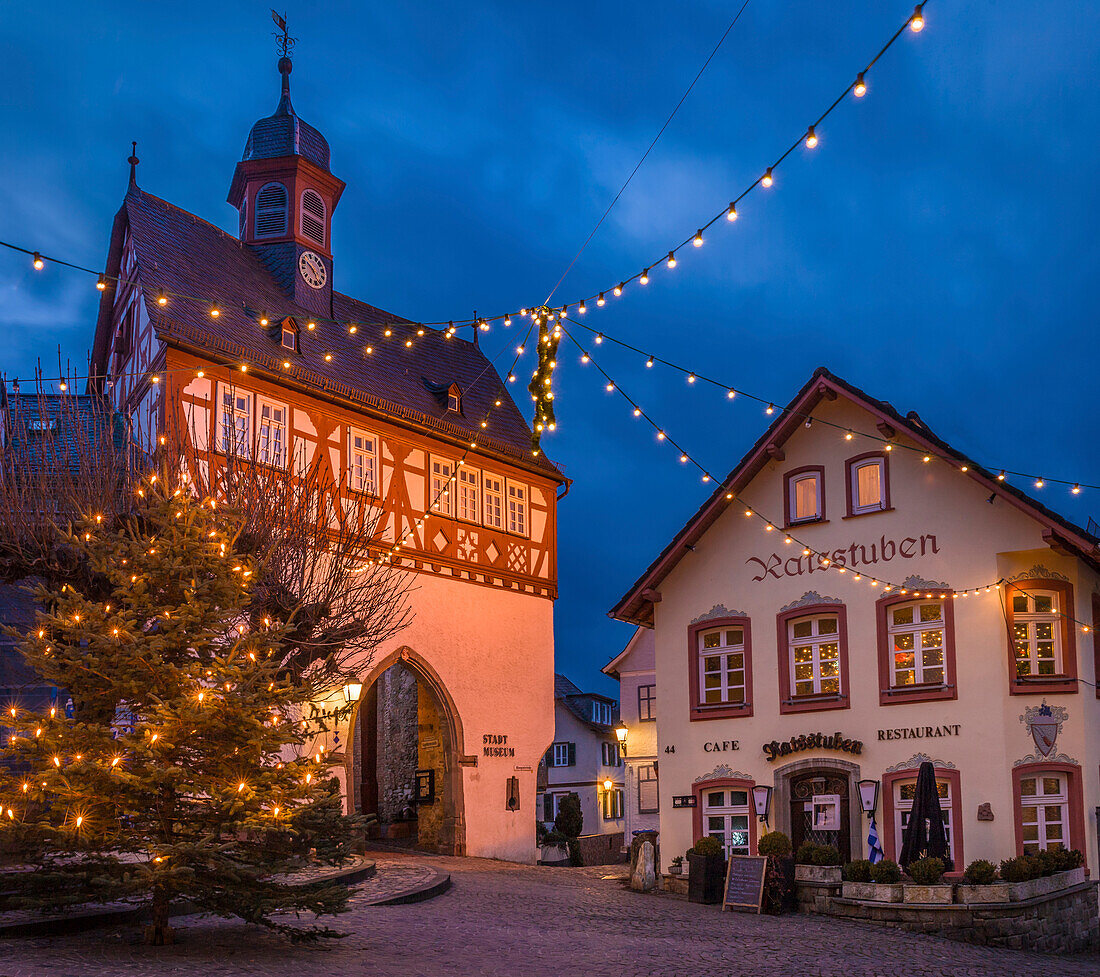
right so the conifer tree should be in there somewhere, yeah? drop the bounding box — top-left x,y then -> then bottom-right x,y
0,478 -> 363,943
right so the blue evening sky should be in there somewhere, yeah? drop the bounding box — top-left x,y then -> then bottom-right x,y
2,2 -> 1097,695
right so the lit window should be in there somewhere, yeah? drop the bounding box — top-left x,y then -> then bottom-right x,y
255,182 -> 288,237
430,458 -> 454,517
894,777 -> 954,864
300,189 -> 326,246
602,788 -> 624,820
601,742 -> 621,766
1012,591 -> 1062,677
698,628 -> 747,706
888,601 -> 944,687
1019,775 -> 1067,853
458,466 -> 480,522
850,457 -> 887,514
348,429 -> 378,495
789,615 -> 841,697
219,386 -> 251,457
506,481 -> 528,536
638,764 -> 659,814
788,471 -> 822,523
257,399 -> 286,467
703,789 -> 750,857
483,474 -> 504,529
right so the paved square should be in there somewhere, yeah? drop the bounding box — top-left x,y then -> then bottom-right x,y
2,854 -> 1097,976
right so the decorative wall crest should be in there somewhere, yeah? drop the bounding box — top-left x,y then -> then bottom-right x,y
1007,565 -> 1069,583
899,575 -> 950,591
883,753 -> 957,773
779,591 -> 842,612
690,604 -> 746,625
1014,701 -> 1074,765
694,764 -> 752,784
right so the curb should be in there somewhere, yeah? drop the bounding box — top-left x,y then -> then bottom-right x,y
364,868 -> 452,906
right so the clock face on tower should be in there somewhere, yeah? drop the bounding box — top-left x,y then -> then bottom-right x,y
298,250 -> 327,289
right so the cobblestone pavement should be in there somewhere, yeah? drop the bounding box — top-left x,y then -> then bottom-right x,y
1,853 -> 1097,976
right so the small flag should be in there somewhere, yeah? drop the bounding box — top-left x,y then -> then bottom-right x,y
868,816 -> 885,864
271,9 -> 287,32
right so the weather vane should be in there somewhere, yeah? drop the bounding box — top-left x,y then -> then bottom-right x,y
271,9 -> 296,58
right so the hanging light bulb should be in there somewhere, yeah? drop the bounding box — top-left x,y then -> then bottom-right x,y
657,431 -> 666,441
505,314 -> 513,326
910,4 -> 924,32
687,373 -> 696,384
765,404 -> 775,415
210,302 -> 220,318
32,252 -> 44,270
633,407 -> 641,417
96,274 -> 107,291
845,430 -> 853,440
646,356 -> 654,368
726,388 -> 735,399
693,229 -> 704,247
727,203 -> 738,222
349,324 -> 358,334
997,470 -> 1006,481
578,301 -> 586,314
605,381 -> 615,392
614,283 -> 624,296
762,168 -> 774,188
853,72 -> 867,97
324,353 -> 333,362
1034,477 -> 1045,488
667,251 -> 676,269
805,126 -> 818,149
580,352 -> 589,364
597,293 -> 606,306
1072,483 -> 1081,495
595,334 -> 603,344
639,268 -> 650,284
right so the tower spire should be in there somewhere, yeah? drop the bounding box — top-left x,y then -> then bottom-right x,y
127,141 -> 140,186
270,9 -> 297,115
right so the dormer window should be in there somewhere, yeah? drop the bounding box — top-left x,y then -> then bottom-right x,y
447,383 -> 462,413
255,182 -> 288,237
300,189 -> 326,246
280,318 -> 298,352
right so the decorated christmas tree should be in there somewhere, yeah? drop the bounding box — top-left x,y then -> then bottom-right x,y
0,477 -> 363,943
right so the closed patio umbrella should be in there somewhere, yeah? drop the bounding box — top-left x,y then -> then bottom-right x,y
899,761 -> 952,871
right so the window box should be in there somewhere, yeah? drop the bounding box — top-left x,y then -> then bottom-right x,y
1004,578 -> 1077,695
841,881 -> 903,903
687,852 -> 726,904
784,466 -> 825,526
902,883 -> 953,905
957,883 -> 1011,905
795,864 -> 842,884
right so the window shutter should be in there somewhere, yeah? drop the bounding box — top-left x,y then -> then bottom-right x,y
567,743 -> 576,766
545,748 -> 555,768
543,794 -> 553,821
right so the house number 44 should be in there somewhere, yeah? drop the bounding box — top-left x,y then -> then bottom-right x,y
664,745 -> 675,754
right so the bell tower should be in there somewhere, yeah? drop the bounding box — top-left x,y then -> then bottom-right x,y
228,26 -> 345,317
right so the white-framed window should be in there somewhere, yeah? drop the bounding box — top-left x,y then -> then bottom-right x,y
550,742 -> 573,767
348,428 -> 379,496
699,626 -> 747,706
281,323 -> 297,351
601,742 -> 621,767
457,466 -> 480,522
591,700 -> 612,726
447,387 -> 461,412
789,614 -> 841,697
483,474 -> 504,529
888,601 -> 945,687
602,788 -> 623,820
1012,591 -> 1063,677
219,384 -> 252,457
638,764 -> 659,814
255,182 -> 288,237
851,457 -> 887,513
430,458 -> 454,517
300,188 -> 326,246
506,480 -> 528,536
257,398 -> 286,467
788,471 -> 822,523
703,788 -> 750,857
1019,774 -> 1068,853
638,684 -> 656,721
894,777 -> 955,864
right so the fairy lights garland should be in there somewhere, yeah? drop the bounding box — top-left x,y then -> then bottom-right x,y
527,308 -> 562,451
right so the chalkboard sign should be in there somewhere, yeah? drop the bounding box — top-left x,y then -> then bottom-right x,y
722,855 -> 767,913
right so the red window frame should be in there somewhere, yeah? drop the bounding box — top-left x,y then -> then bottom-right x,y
844,451 -> 892,517
688,617 -> 753,721
783,465 -> 826,528
776,603 -> 850,715
1003,578 -> 1077,695
881,767 -> 963,876
691,776 -> 758,854
875,592 -> 957,705
1011,762 -> 1085,857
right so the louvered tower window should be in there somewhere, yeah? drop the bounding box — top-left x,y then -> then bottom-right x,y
300,189 -> 326,246
254,182 -> 288,237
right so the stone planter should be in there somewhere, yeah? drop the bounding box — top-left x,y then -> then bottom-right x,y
539,843 -> 569,867
903,883 -> 953,904
1008,867 -> 1086,902
957,883 -> 1011,904
842,881 -> 904,903
795,864 -> 842,884
687,852 -> 726,904
668,865 -> 683,876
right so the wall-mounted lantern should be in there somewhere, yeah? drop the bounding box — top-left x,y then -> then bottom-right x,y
752,784 -> 773,825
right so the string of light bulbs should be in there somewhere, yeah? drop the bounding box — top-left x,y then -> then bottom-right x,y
0,3 -> 933,341
554,319 -> 1099,638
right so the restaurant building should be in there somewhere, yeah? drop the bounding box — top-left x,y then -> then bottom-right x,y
85,51 -> 565,861
611,368 -> 1100,876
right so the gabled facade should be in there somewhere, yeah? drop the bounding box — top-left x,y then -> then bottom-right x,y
612,368 -> 1100,877
84,52 -> 566,862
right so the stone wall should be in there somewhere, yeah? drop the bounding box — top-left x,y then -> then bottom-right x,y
417,679 -> 445,849
575,831 -> 627,866
375,664 -> 418,823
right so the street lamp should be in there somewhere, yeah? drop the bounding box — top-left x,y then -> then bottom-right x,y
858,779 -> 880,817
342,681 -> 363,705
752,784 -> 772,825
614,720 -> 628,756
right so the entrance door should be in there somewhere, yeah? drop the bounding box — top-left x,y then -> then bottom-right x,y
789,771 -> 851,861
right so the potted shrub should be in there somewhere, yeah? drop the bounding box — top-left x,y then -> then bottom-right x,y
668,855 -> 684,876
1003,849 -> 1085,901
538,828 -> 570,866
903,856 -> 952,904
957,858 -> 1009,904
758,831 -> 796,913
794,843 -> 843,884
843,858 -> 904,902
687,836 -> 726,904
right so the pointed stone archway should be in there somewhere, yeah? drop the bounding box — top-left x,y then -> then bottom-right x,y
345,647 -> 467,856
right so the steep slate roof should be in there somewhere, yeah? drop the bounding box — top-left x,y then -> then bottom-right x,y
553,673 -> 582,698
89,186 -> 563,482
610,367 -> 1100,627
0,391 -> 128,474
554,672 -> 617,731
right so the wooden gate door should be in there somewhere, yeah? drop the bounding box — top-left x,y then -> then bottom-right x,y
789,771 -> 851,862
